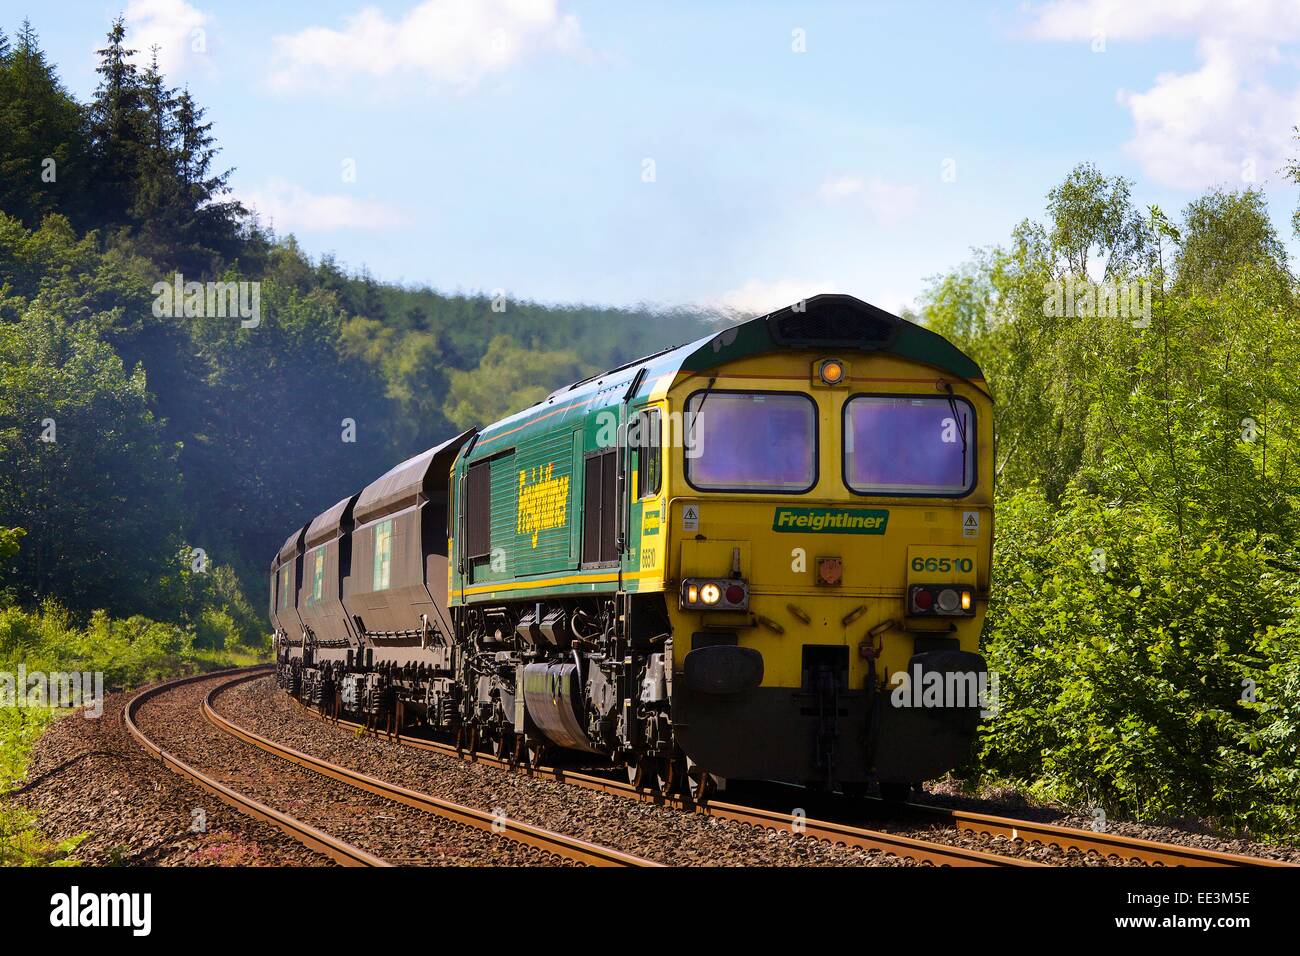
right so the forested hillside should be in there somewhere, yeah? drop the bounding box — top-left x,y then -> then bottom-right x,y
0,18 -> 719,645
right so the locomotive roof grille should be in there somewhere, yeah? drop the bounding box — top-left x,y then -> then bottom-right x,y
767,300 -> 900,350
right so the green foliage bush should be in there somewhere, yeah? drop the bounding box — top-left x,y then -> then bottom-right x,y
981,489 -> 1300,834
0,600 -> 192,688
919,161 -> 1300,836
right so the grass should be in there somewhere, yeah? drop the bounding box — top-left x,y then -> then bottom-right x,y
0,598 -> 271,866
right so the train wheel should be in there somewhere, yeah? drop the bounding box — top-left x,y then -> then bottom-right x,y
492,731 -> 514,762
525,739 -> 549,771
626,756 -> 656,793
657,756 -> 685,797
685,760 -> 716,805
466,724 -> 480,762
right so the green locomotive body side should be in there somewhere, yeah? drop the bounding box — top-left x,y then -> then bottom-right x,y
449,354 -> 660,604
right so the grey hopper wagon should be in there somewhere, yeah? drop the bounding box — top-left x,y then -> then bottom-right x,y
269,523 -> 308,644
342,429 -> 475,664
296,493 -> 361,651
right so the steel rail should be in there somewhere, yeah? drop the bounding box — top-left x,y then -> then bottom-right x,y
287,694 -> 1034,866
288,685 -> 1294,868
208,673 -> 659,868
124,667 -> 389,867
918,805 -> 1296,868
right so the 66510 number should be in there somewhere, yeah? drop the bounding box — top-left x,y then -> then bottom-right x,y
911,556 -> 974,574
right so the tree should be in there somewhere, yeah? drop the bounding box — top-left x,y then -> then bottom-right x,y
169,86 -> 247,269
1174,188 -> 1287,295
1045,162 -> 1147,280
0,306 -> 183,617
443,335 -> 590,430
0,20 -> 88,227
86,17 -> 149,227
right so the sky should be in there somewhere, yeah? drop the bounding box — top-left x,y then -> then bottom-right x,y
5,0 -> 1300,315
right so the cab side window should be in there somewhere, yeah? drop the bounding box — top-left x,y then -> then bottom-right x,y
636,408 -> 661,499
581,450 -> 619,565
464,459 -> 492,559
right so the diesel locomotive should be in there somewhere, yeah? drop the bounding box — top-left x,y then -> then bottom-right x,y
273,294 -> 993,800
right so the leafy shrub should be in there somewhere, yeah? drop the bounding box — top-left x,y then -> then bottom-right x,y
979,487 -> 1300,835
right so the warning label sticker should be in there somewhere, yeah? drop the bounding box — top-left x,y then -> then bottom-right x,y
962,511 -> 980,538
682,504 -> 699,531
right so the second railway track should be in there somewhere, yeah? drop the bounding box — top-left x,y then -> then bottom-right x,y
127,667 -> 657,868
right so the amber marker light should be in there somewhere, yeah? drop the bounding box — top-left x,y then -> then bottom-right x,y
818,358 -> 846,385
961,590 -> 972,611
687,584 -> 699,604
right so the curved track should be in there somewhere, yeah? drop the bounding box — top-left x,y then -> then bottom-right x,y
283,692 -> 1033,866
920,805 -> 1292,867
287,686 -> 1292,868
128,668 -> 657,867
205,672 -> 658,867
125,667 -> 386,867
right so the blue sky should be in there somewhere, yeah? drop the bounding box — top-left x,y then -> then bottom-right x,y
7,0 -> 1300,314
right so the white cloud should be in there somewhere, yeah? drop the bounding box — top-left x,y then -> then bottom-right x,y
716,278 -> 839,316
124,0 -> 211,76
268,0 -> 583,94
241,181 -> 408,232
1027,0 -> 1300,43
1118,39 -> 1300,188
817,175 -> 920,226
1025,0 -> 1300,188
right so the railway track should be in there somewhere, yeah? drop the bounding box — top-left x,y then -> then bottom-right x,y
918,805 -> 1294,867
128,668 -> 657,868
125,667 -> 384,867
285,682 -> 1292,868
280,691 -> 1031,866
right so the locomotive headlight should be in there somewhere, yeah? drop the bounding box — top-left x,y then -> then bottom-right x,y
936,588 -> 960,613
961,590 -> 972,611
681,577 -> 748,610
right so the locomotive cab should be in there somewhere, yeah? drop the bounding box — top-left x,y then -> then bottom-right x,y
656,301 -> 993,791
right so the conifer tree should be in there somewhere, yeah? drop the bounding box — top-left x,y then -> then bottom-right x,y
87,16 -> 149,226
172,85 -> 246,269
0,20 -> 87,226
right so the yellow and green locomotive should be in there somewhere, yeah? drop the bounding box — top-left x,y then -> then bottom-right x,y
274,294 -> 993,799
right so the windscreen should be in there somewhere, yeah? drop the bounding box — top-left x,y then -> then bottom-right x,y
685,391 -> 817,492
843,395 -> 974,495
